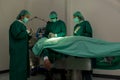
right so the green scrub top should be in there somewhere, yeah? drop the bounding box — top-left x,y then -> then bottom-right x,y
73,20 -> 92,37
45,20 -> 66,38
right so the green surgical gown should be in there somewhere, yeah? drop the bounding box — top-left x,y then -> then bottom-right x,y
43,20 -> 67,62
74,20 -> 92,37
45,20 -> 66,38
9,20 -> 30,80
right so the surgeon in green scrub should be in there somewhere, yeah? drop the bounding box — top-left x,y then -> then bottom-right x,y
9,10 -> 32,80
45,11 -> 66,38
43,11 -> 67,80
44,11 -> 67,69
73,11 -> 92,37
73,11 -> 93,80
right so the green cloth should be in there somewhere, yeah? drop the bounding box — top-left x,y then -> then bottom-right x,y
95,56 -> 120,70
74,21 -> 92,37
9,20 -> 30,80
32,36 -> 120,57
45,20 -> 66,38
32,36 -> 120,69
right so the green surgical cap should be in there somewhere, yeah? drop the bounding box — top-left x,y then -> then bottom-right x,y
16,9 -> 31,19
49,11 -> 58,19
73,11 -> 84,20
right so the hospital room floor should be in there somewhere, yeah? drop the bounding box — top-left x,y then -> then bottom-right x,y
0,73 -> 118,80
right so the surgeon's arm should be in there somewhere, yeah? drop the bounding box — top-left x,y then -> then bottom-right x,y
56,22 -> 67,37
84,21 -> 93,37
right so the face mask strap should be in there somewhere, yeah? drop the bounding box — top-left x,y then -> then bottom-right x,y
51,17 -> 57,19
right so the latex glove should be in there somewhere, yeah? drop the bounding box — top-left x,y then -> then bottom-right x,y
27,27 -> 33,35
48,32 -> 55,38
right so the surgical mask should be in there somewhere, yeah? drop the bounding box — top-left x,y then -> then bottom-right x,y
23,17 -> 29,23
51,18 -> 57,22
73,17 -> 80,24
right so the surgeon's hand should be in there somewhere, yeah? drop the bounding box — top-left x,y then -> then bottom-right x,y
48,32 -> 55,38
27,27 -> 33,35
29,28 -> 33,33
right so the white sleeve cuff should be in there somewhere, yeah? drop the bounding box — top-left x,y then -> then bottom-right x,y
44,56 -> 49,61
55,34 -> 57,37
26,30 -> 30,34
